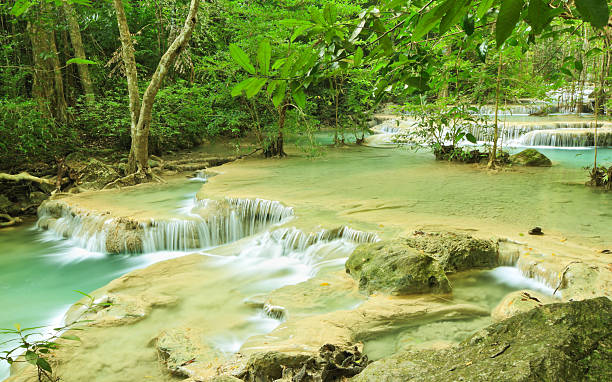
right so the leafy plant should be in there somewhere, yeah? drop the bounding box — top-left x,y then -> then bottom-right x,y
0,291 -> 111,382
397,97 -> 480,161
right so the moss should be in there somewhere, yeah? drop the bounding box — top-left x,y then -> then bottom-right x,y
346,241 -> 451,295
354,297 -> 612,381
510,149 -> 552,167
404,232 -> 498,273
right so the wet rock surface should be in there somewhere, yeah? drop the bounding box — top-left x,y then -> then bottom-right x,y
236,344 -> 369,382
346,232 -> 498,295
491,290 -> 554,322
346,242 -> 450,295
354,297 -> 612,382
405,231 -> 498,273
510,148 -> 552,167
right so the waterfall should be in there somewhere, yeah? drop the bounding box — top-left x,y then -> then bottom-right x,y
37,201 -> 111,253
516,128 -> 612,147
467,122 -> 593,144
239,226 -> 379,270
37,198 -> 294,254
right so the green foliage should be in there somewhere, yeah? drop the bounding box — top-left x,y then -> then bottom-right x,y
0,99 -> 76,171
574,0 -> 610,29
396,97 -> 484,162
496,0 -> 524,48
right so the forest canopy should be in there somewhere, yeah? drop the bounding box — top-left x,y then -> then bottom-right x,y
0,0 -> 610,173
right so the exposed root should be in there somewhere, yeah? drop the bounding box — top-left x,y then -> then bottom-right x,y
0,213 -> 22,228
0,172 -> 55,185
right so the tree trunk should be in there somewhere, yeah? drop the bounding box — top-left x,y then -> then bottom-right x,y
488,53 -> 502,169
112,0 -> 201,176
63,0 -> 94,102
27,3 -> 68,124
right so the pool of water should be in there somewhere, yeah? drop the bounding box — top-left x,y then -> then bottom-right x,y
362,266 -> 555,360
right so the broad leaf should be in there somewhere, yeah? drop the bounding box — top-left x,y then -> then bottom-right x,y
413,0 -> 453,41
323,4 -> 337,24
292,87 -> 306,109
10,0 -> 31,17
272,81 -> 286,107
229,44 -> 255,74
36,357 -> 52,373
575,0 -> 609,28
353,47 -> 363,67
496,0 -> 525,48
526,0 -> 554,34
245,78 -> 267,98
231,77 -> 256,97
257,40 -> 271,76
439,0 -> 470,35
462,13 -> 475,36
25,351 -> 38,365
66,58 -> 97,66
476,0 -> 495,19
465,133 -> 477,144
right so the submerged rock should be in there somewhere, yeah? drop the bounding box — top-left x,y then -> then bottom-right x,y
354,297 -> 612,381
404,232 -> 498,273
510,148 -> 552,167
346,242 -> 451,295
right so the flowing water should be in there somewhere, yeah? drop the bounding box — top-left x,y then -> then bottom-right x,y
1,138 -> 610,380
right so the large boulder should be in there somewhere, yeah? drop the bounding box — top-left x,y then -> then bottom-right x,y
346,241 -> 451,295
510,149 -> 552,167
405,232 -> 498,273
353,297 -> 612,382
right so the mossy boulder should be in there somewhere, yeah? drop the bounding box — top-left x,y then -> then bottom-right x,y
405,232 -> 498,273
346,241 -> 451,295
510,148 -> 552,167
353,297 -> 612,382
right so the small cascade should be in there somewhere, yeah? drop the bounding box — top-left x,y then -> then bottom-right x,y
37,202 -> 111,253
268,226 -> 380,252
516,128 -> 612,147
467,122 -> 593,144
37,198 -> 294,254
475,104 -> 550,116
141,198 -> 294,252
239,226 -> 379,269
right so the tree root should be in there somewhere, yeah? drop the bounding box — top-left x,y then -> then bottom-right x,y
0,213 -> 22,228
0,172 -> 55,185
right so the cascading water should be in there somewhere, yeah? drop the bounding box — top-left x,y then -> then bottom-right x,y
516,128 -> 612,148
466,122 -> 594,144
36,197 -> 295,254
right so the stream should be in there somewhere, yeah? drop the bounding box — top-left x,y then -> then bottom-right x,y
1,142 -> 610,381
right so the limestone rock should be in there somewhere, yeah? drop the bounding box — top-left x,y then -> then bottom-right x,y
156,327 -> 221,378
78,158 -> 120,190
491,290 -> 554,321
354,297 -> 612,382
346,242 -> 450,295
510,148 -> 552,167
405,232 -> 498,273
237,344 -> 369,382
